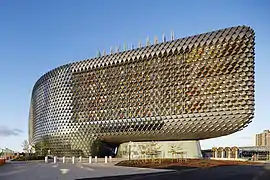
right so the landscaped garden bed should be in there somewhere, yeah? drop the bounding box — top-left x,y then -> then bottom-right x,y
115,158 -> 263,169
11,155 -> 46,161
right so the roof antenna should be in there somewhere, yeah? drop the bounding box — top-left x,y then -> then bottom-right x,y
116,45 -> 120,53
171,30 -> 175,41
96,50 -> 101,57
110,47 -> 113,54
162,33 -> 166,42
154,36 -> 158,45
123,42 -> 127,51
138,39 -> 142,48
146,37 -> 150,46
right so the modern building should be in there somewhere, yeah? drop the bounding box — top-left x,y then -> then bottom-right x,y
29,26 -> 255,158
256,130 -> 270,146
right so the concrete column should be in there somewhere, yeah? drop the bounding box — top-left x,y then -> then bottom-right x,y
72,156 -> 75,164
89,156 -> 92,164
235,149 -> 238,159
53,156 -> 57,164
214,150 -> 218,158
105,156 -> 108,163
228,151 -> 231,159
79,156 -> 82,163
45,156 -> 48,163
95,156 -> 98,163
109,156 -> 112,163
63,156 -> 65,163
221,150 -> 224,158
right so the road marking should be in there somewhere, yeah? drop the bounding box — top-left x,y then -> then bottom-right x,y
60,169 -> 70,174
52,165 -> 58,168
85,167 -> 95,171
79,165 -> 95,171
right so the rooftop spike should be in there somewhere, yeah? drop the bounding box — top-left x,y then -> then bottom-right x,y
138,40 -> 142,48
171,30 -> 175,41
103,50 -> 106,56
116,45 -> 120,53
154,36 -> 158,45
162,33 -> 166,42
146,37 -> 150,46
96,50 -> 101,57
110,47 -> 113,54
123,42 -> 127,51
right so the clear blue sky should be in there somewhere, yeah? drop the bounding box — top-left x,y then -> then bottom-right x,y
0,0 -> 269,151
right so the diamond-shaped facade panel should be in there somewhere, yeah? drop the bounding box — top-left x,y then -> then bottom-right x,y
29,26 -> 255,156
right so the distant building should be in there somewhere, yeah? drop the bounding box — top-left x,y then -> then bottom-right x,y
0,148 -> 15,159
204,146 -> 270,161
256,130 -> 270,146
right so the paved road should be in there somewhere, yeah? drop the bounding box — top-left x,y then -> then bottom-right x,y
0,161 -> 171,180
81,163 -> 270,180
1,161 -> 270,180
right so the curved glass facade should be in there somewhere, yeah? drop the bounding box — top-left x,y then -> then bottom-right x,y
29,26 -> 255,156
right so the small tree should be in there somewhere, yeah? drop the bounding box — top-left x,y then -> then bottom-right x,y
138,144 -> 146,160
145,141 -> 161,163
168,145 -> 177,158
22,140 -> 30,159
34,136 -> 51,156
22,140 -> 30,154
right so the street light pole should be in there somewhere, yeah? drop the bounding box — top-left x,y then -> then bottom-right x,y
5,147 -> 7,159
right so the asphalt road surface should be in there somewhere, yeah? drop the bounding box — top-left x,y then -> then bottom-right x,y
0,161 -> 171,180
1,161 -> 270,180
83,163 -> 270,180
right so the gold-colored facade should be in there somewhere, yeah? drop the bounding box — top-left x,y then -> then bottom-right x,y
29,26 -> 255,156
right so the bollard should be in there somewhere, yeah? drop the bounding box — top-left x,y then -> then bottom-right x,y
72,156 -> 75,164
105,156 -> 108,163
63,156 -> 65,163
89,156 -> 92,164
109,156 -> 112,163
79,156 -> 82,163
45,156 -> 48,163
95,156 -> 98,163
54,156 -> 57,164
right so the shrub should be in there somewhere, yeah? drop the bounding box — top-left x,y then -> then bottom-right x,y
12,155 -> 46,161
